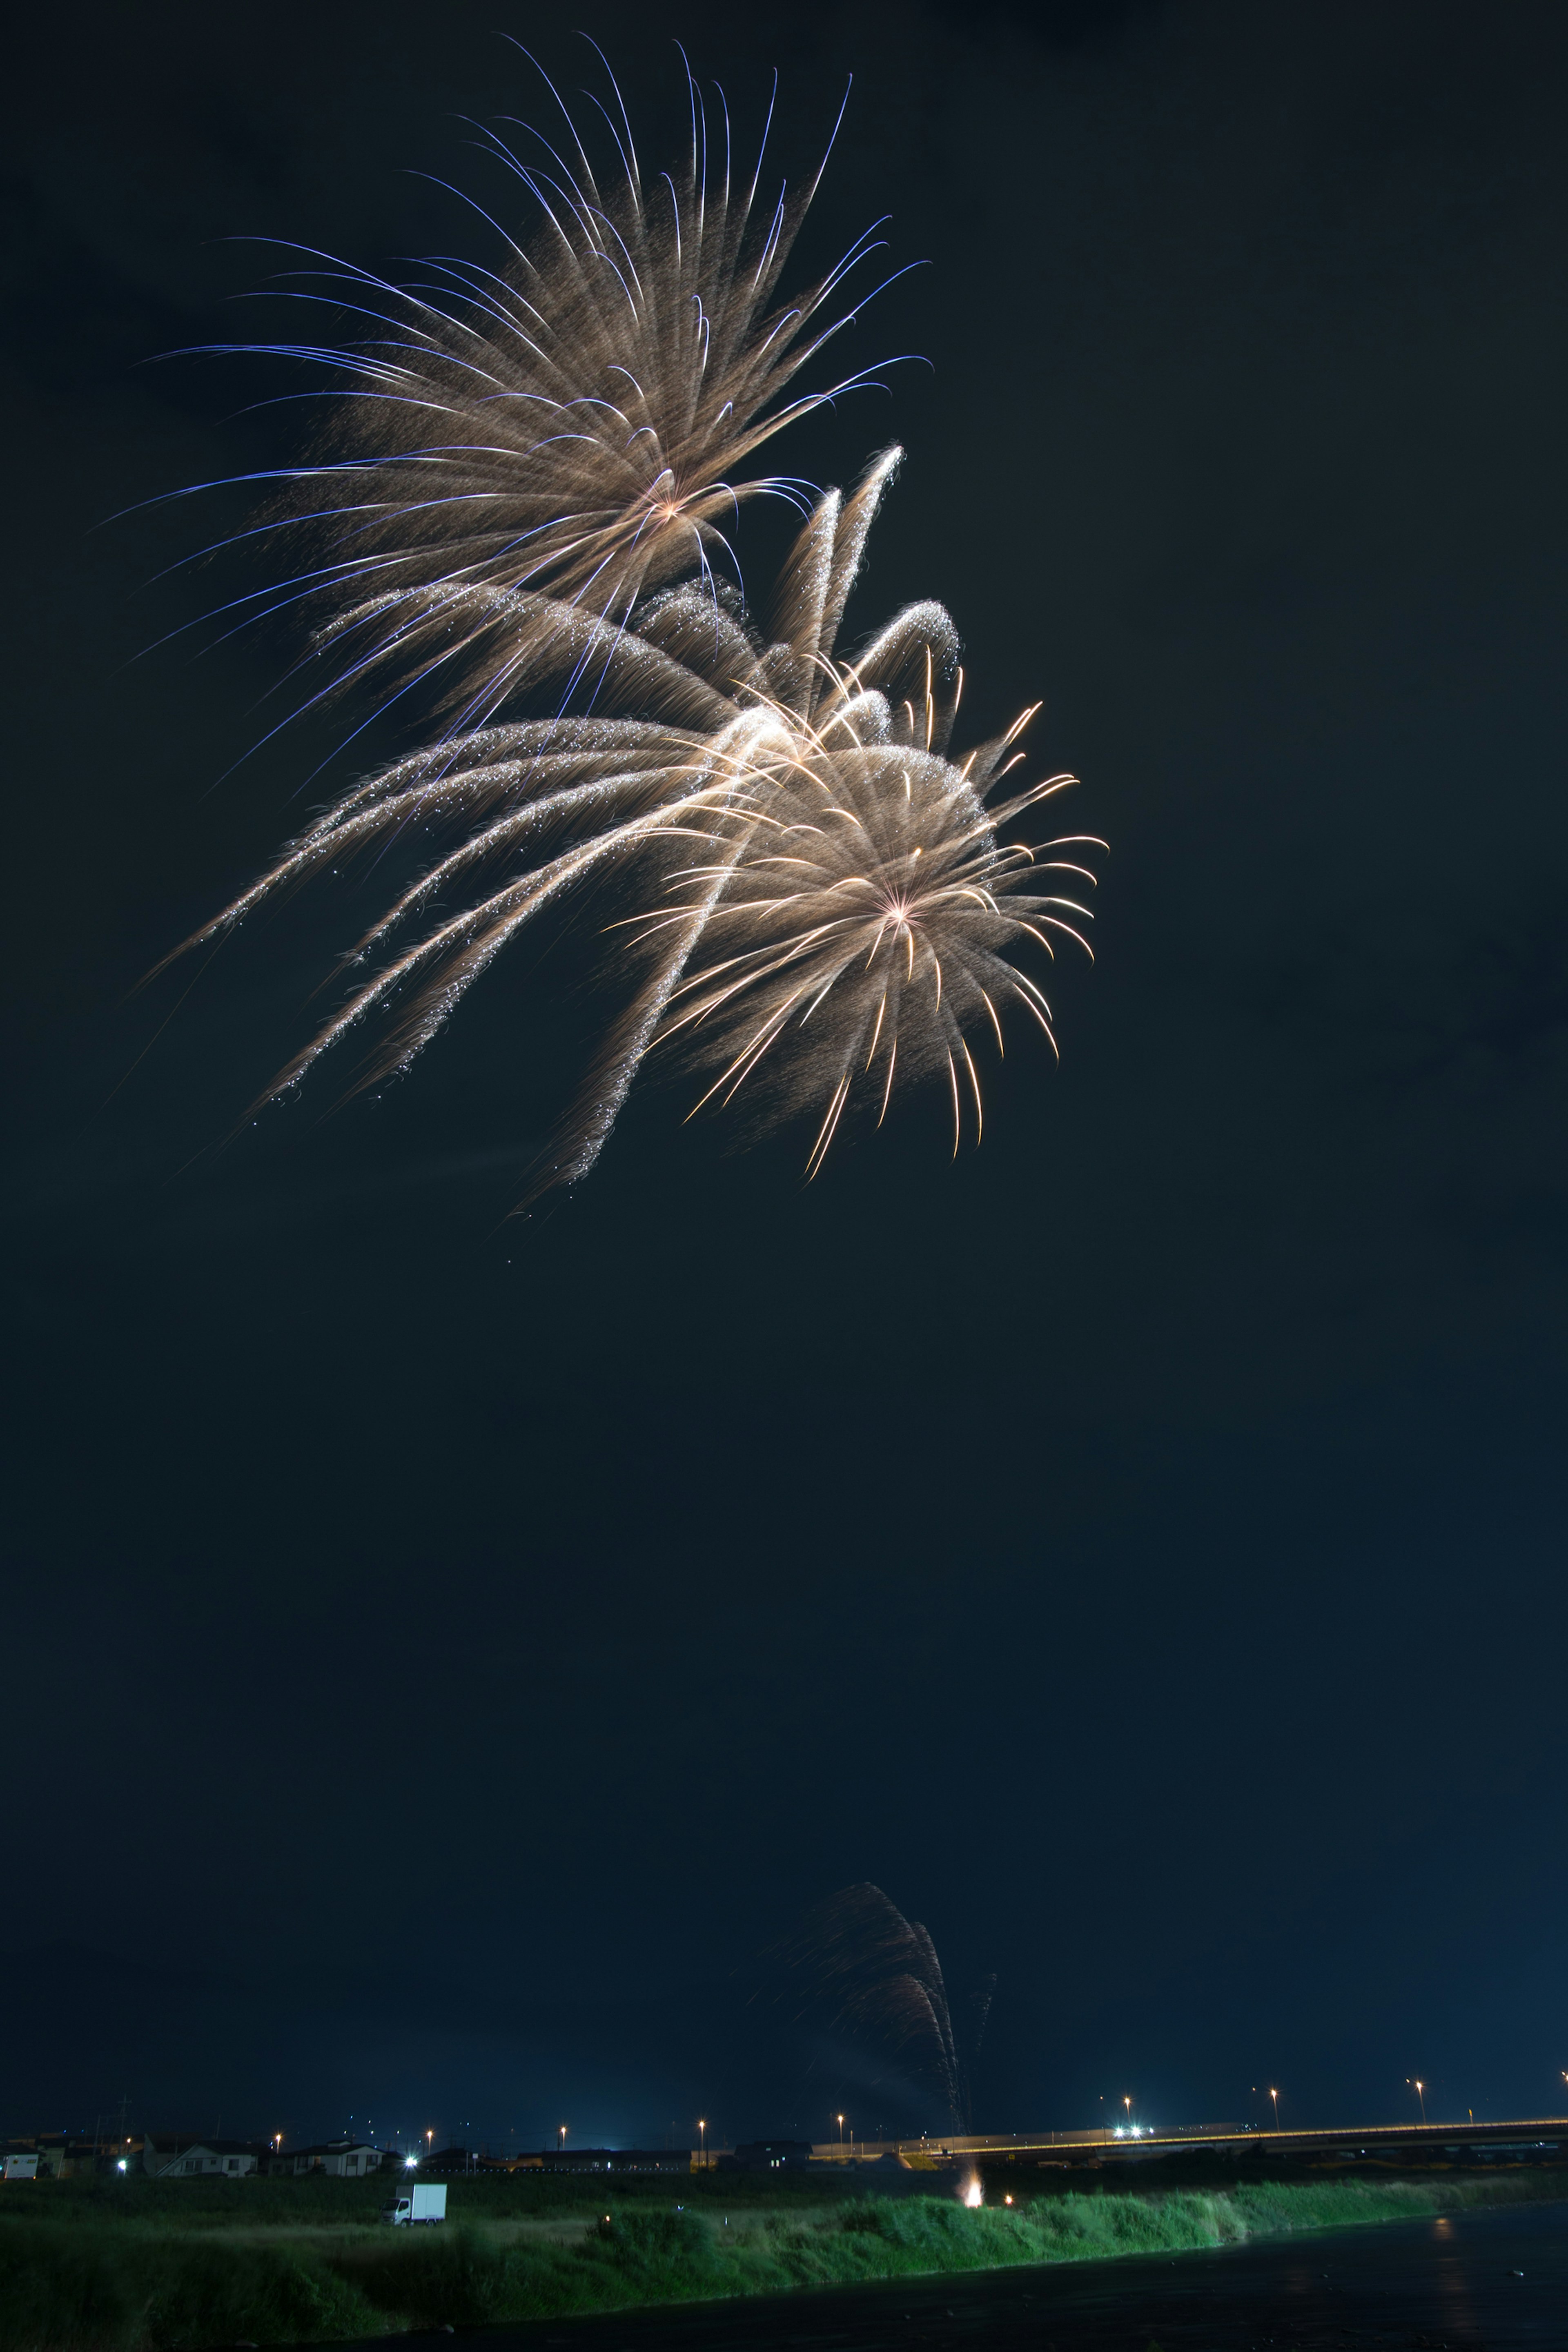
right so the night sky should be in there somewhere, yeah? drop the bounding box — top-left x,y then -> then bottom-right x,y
5,0 -> 1566,2154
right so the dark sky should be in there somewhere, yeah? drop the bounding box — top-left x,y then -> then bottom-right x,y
5,0 -> 1566,2153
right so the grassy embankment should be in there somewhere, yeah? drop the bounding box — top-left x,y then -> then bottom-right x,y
2,2164 -> 1562,2351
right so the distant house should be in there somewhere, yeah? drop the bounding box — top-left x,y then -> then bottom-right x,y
535,2147 -> 692,2174
721,2140 -> 814,2172
263,2142 -> 385,2178
142,2140 -> 260,2180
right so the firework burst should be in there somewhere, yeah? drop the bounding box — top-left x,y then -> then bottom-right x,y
648,665 -> 1097,1177
162,58 -> 1102,1195
186,55 -> 899,742
175,454 -> 1099,1189
768,1882 -> 995,2133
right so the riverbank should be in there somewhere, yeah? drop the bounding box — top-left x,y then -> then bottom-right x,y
2,2168 -> 1561,2350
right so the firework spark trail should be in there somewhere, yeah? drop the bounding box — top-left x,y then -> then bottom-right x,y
161,64 -> 1103,1194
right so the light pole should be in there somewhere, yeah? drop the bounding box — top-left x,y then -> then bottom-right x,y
837,2113 -> 844,2158
1269,2089 -> 1279,2132
1123,2097 -> 1132,2134
559,2125 -> 568,2155
698,2120 -> 706,2171
1414,2080 -> 1427,2125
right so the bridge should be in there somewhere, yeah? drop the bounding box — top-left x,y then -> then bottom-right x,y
808,2116 -> 1568,2170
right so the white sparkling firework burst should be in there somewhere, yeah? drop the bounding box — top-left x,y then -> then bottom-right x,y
178,52 -> 898,743
161,61 -> 1102,1196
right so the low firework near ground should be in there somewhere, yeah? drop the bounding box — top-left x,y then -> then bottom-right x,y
768,1882 -> 995,2134
163,49 -> 1102,1196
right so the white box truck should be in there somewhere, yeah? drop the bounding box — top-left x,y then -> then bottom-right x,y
381,2182 -> 447,2225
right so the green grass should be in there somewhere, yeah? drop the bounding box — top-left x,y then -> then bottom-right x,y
0,2167 -> 1561,2350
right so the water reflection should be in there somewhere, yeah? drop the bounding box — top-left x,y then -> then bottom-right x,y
1430,2206 -> 1486,2346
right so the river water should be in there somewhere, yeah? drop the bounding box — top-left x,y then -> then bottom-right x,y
472,2198 -> 1567,2352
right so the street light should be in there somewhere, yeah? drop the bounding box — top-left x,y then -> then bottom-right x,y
837,2113 -> 844,2158
1414,2080 -> 1427,2125
698,2120 -> 706,2170
1124,2097 -> 1132,2129
1269,2089 -> 1279,2131
559,2125 -> 568,2154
